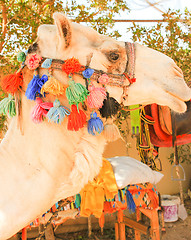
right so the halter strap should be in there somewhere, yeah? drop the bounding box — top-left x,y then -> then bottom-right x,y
39,42 -> 136,88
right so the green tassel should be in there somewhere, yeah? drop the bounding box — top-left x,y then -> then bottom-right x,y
0,94 -> 16,117
17,51 -> 26,62
66,77 -> 89,106
130,104 -> 140,135
75,194 -> 81,208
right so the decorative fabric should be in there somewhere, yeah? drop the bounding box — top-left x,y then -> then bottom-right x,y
29,159 -> 159,228
80,158 -> 118,218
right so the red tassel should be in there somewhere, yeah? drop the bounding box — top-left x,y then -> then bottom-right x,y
22,227 -> 27,240
67,105 -> 86,131
1,71 -> 23,94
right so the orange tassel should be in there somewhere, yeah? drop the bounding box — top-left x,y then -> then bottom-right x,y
41,76 -> 67,96
22,227 -> 27,240
67,105 -> 86,131
1,71 -> 23,94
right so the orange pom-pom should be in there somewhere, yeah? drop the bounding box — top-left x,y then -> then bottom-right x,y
62,57 -> 82,75
1,71 -> 23,94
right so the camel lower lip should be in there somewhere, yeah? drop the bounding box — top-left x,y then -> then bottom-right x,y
165,90 -> 186,102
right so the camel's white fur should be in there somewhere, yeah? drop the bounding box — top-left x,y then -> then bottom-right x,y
0,13 -> 191,239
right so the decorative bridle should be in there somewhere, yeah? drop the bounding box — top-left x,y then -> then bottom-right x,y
46,42 -> 136,88
0,41 -> 136,140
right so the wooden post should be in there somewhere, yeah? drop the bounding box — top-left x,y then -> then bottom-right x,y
134,208 -> 141,240
115,222 -> 119,240
139,208 -> 160,240
176,165 -> 184,204
118,210 -> 126,240
88,215 -> 92,237
118,223 -> 126,240
44,224 -> 55,240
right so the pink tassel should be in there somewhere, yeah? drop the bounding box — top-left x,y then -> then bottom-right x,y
86,85 -> 107,109
31,98 -> 53,123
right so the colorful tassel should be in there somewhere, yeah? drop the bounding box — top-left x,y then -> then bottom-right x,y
25,53 -> 42,70
103,118 -> 121,142
17,51 -> 26,62
41,76 -> 67,96
1,71 -> 23,94
87,112 -> 103,135
82,68 -> 94,79
31,98 -> 53,123
99,93 -> 120,118
62,57 -> 82,75
47,99 -> 70,124
75,194 -> 81,208
86,85 -> 107,109
66,78 -> 89,106
126,190 -> 136,213
67,104 -> 86,131
0,94 -> 16,117
25,74 -> 48,100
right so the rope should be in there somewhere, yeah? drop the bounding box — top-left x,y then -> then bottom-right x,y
137,108 -> 162,171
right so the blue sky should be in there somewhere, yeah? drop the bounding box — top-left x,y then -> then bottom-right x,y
115,0 -> 191,41
126,0 -> 191,20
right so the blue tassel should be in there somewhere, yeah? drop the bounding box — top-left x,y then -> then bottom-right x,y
126,190 -> 136,213
25,74 -> 48,100
47,99 -> 70,124
75,194 -> 81,208
55,202 -> 59,209
88,112 -> 104,135
118,191 -> 122,202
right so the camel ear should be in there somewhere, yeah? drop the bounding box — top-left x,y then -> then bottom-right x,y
53,12 -> 72,49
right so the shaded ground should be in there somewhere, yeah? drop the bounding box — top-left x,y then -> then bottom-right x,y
11,196 -> 191,240
54,217 -> 191,240
54,197 -> 191,240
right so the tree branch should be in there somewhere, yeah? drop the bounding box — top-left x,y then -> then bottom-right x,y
145,0 -> 165,14
0,2 -> 7,53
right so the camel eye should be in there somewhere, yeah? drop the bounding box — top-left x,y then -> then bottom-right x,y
109,52 -> 119,61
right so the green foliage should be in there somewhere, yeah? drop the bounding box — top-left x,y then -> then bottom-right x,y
127,9 -> 191,83
0,90 -> 7,134
0,0 -> 129,73
168,144 -> 191,165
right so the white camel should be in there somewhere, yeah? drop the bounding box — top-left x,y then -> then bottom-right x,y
0,12 -> 191,239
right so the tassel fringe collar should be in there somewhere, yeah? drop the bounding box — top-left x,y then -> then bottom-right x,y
1,43 -> 136,141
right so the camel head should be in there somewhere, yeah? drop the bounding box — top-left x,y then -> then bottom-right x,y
32,12 -> 191,113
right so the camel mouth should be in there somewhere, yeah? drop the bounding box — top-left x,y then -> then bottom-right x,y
165,91 -> 188,113
165,90 -> 187,104
164,85 -> 191,113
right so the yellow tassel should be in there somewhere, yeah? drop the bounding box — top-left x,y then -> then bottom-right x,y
103,118 -> 121,142
41,76 -> 67,96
